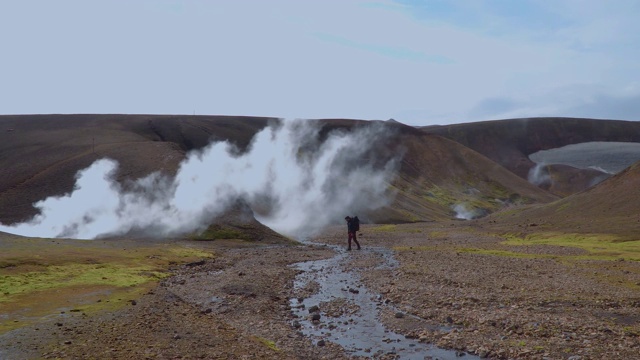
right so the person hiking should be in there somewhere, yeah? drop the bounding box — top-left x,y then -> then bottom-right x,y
345,216 -> 361,251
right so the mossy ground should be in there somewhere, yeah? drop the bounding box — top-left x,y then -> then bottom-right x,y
370,224 -> 422,233
502,232 -> 640,261
394,230 -> 640,262
191,224 -> 250,241
0,236 -> 214,333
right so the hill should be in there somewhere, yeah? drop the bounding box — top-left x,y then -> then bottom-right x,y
0,114 -> 274,225
0,115 -> 558,238
316,119 -> 557,222
423,117 -> 640,195
483,160 -> 640,240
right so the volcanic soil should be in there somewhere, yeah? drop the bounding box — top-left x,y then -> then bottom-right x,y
2,220 -> 639,359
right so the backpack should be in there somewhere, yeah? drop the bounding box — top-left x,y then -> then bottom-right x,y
352,216 -> 360,232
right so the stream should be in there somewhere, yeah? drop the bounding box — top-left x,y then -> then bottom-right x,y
290,244 -> 479,359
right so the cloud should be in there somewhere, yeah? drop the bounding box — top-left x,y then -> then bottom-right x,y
469,97 -> 522,119
1,1 -> 639,125
469,85 -> 640,121
568,92 -> 640,121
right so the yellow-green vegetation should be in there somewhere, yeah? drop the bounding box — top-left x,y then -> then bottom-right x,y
456,247 -> 556,259
401,210 -> 421,222
0,237 -> 214,333
192,225 -> 249,241
393,230 -> 639,262
371,224 -> 422,234
254,337 -> 280,351
503,233 -> 640,261
371,224 -> 397,232
423,185 -> 456,206
428,231 -> 447,238
0,263 -> 168,301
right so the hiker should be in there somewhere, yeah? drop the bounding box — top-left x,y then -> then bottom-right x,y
345,216 -> 361,251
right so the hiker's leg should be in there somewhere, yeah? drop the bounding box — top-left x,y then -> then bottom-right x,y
353,232 -> 361,250
347,232 -> 353,250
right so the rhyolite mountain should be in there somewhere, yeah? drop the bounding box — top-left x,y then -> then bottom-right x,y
1,114 -> 637,239
422,117 -> 640,196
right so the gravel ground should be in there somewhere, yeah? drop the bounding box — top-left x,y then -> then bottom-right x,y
1,222 -> 639,359
318,223 -> 640,360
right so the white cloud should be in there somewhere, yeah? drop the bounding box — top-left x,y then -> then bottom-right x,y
0,0 -> 639,125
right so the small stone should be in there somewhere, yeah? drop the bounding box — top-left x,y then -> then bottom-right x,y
292,321 -> 301,329
308,305 -> 320,313
317,340 -> 326,347
311,314 -> 321,321
395,312 -> 404,318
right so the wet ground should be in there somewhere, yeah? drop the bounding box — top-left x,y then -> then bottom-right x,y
290,243 -> 478,359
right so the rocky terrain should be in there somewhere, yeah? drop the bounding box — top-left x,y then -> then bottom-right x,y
2,221 -> 638,359
1,115 -> 639,359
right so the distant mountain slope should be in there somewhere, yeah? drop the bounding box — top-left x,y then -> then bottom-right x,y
0,115 -> 557,233
422,117 -> 640,195
318,119 -> 558,223
0,114 -> 274,224
484,160 -> 640,240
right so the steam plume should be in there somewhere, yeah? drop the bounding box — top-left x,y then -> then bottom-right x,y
453,204 -> 478,220
0,120 -> 399,240
527,163 -> 551,186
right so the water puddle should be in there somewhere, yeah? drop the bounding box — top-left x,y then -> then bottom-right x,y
290,245 -> 479,359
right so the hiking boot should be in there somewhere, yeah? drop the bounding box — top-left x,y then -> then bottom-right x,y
357,247 -> 361,250
347,248 -> 352,251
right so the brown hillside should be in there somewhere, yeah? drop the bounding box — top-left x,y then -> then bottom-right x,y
423,117 -> 640,194
483,160 -> 640,239
0,115 -> 557,234
317,119 -> 558,222
531,163 -> 610,197
0,114 -> 274,224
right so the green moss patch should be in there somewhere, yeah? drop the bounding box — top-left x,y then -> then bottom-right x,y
456,247 -> 556,259
191,225 -> 250,241
371,224 -> 397,232
0,238 -> 214,333
254,337 -> 280,352
503,233 -> 640,261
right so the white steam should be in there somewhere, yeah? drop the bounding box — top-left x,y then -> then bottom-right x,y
0,120 -> 399,240
527,162 -> 551,186
587,165 -> 615,175
453,204 -> 476,220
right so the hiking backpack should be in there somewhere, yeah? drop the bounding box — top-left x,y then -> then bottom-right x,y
352,216 -> 360,232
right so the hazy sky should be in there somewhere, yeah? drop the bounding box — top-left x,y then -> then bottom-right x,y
2,0 -> 639,125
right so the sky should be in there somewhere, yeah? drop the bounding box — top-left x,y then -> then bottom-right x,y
1,0 -> 639,126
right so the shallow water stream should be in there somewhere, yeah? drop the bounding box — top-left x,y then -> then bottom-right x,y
290,244 -> 479,359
